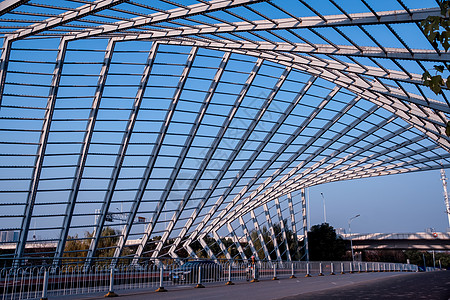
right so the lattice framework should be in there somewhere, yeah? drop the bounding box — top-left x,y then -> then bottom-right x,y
0,0 -> 448,264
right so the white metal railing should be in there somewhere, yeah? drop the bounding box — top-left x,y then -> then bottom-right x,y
0,259 -> 423,300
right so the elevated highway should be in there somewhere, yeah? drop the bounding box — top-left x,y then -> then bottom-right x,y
340,232 -> 450,250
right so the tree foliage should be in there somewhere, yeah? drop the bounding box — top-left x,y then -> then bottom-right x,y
420,1 -> 450,136
64,226 -> 120,258
421,1 -> 450,96
405,250 -> 450,269
307,223 -> 346,261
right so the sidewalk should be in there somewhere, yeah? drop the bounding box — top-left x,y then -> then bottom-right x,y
64,272 -> 421,300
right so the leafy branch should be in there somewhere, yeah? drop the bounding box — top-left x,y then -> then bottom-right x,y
421,1 -> 450,95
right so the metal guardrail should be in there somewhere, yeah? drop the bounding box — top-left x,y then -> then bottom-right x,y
0,259 -> 422,300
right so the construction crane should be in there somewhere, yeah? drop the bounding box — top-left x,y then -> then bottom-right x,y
440,168 -> 450,228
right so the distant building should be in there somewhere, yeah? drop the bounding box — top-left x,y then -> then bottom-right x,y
336,228 -> 346,236
0,231 -> 19,242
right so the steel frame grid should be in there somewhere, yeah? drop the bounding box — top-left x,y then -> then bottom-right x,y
0,0 -> 448,265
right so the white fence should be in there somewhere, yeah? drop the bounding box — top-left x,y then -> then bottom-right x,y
0,260 -> 420,300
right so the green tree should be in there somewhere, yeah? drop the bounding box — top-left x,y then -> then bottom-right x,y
421,0 -> 450,95
307,223 -> 346,261
63,226 -> 120,259
421,1 -> 450,136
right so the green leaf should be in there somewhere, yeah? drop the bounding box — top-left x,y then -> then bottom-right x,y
434,65 -> 445,72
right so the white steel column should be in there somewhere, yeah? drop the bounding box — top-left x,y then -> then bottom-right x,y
108,42 -> 160,264
227,223 -> 247,261
287,193 -> 300,260
250,210 -> 272,261
274,198 -> 291,261
212,231 -> 233,261
54,38 -> 117,264
0,37 -> 12,106
239,216 -> 258,260
148,52 -> 231,259
196,74 -> 317,242
130,47 -> 198,264
210,85 -> 340,232
263,203 -> 282,262
15,38 -> 68,264
199,237 -> 217,260
166,58 -> 264,257
301,189 -> 309,261
85,42 -> 163,267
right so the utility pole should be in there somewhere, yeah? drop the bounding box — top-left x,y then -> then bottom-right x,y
440,168 -> 450,228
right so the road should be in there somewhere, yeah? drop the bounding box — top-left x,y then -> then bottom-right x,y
281,271 -> 450,300
67,271 -> 449,300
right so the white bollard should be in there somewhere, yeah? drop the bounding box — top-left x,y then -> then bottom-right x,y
104,268 -> 118,297
318,262 -> 324,276
226,264 -> 234,285
272,264 -> 278,280
155,265 -> 167,292
195,265 -> 205,288
305,262 -> 311,277
290,262 -> 296,278
330,262 -> 335,275
41,270 -> 49,300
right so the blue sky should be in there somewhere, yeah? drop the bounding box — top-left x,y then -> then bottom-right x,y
308,169 -> 448,234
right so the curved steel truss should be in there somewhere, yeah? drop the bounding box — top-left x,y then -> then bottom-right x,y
0,0 -> 449,264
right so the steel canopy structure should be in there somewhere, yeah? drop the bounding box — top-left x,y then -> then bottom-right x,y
0,0 -> 449,265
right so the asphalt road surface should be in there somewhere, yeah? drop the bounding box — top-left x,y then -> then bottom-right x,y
280,271 -> 450,300
71,271 -> 449,300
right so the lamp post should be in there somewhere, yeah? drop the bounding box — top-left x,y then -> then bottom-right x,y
320,193 -> 327,223
348,214 -> 360,262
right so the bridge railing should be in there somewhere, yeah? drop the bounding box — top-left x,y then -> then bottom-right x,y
0,258 -> 420,300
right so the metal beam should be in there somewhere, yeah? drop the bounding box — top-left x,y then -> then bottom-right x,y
116,8 -> 441,42
103,42 -> 159,264
187,65 -> 294,246
147,51 -> 231,259
239,216 -> 258,260
236,101 -> 379,214
287,194 -> 300,261
248,123 -> 422,206
166,40 -> 450,62
130,46 -> 198,264
54,38 -> 117,264
263,203 -> 282,262
196,74 -> 317,243
211,86 -> 345,231
9,0 -> 128,41
278,142 -> 442,196
212,231 -> 233,261
14,38 -> 68,265
274,198 -> 291,261
0,0 -> 28,16
158,39 -> 427,88
227,222 -> 247,261
85,42 -> 163,267
199,237 -> 217,260
166,57 -> 264,257
301,189 -> 309,261
72,0 -> 267,40
250,210 -> 272,261
0,37 -> 12,107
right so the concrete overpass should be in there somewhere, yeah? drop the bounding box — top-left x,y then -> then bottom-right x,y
340,232 -> 450,250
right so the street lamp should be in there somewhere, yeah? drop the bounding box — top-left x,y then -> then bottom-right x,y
320,193 -> 327,223
348,214 -> 360,262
